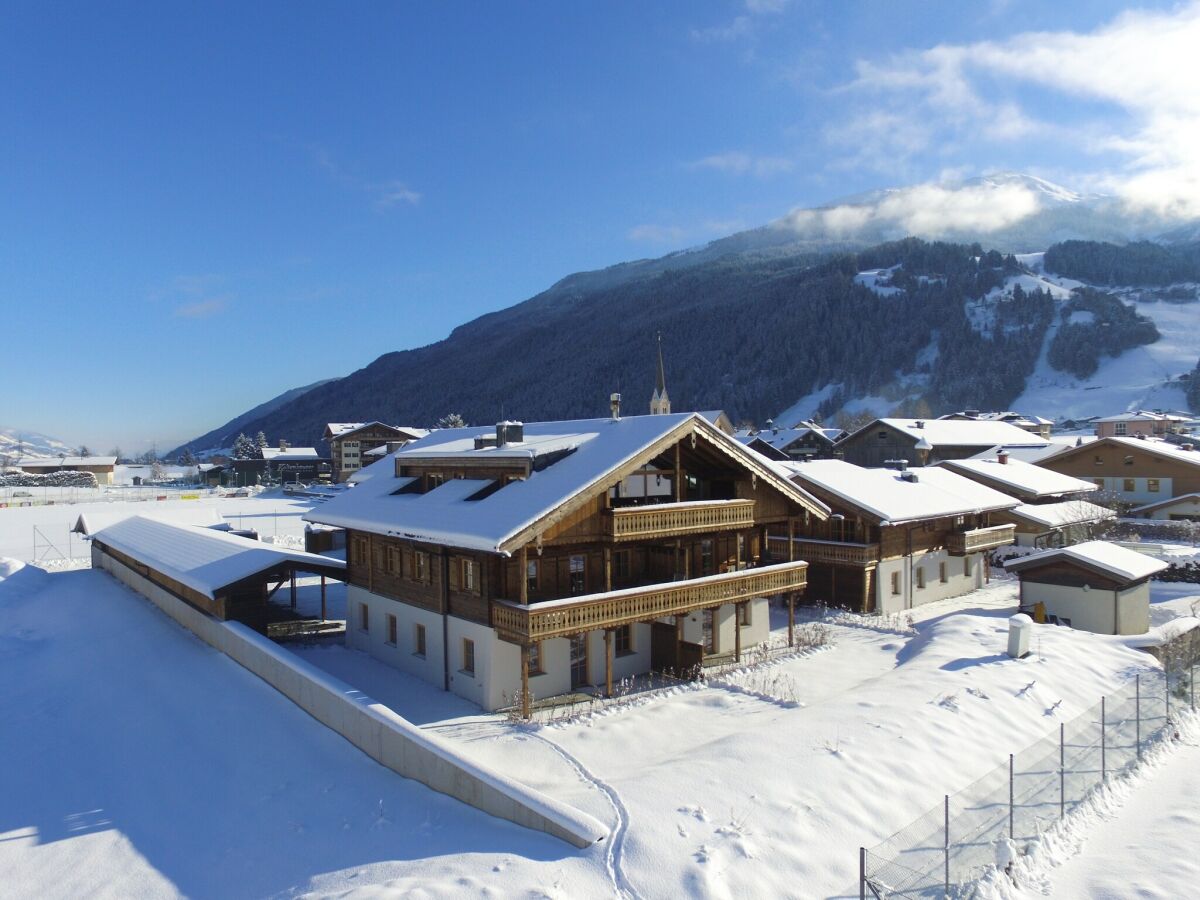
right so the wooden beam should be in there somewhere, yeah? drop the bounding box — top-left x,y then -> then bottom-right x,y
520,645 -> 531,720
519,545 -> 528,605
604,547 -> 612,592
674,443 -> 683,501
604,629 -> 614,698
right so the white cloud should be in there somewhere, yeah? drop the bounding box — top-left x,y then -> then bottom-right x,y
372,181 -> 421,208
174,297 -> 229,319
312,147 -> 421,211
837,2 -> 1200,220
690,151 -> 794,177
691,0 -> 789,42
627,223 -> 688,244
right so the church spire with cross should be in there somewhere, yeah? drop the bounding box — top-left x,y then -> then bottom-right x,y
650,332 -> 671,415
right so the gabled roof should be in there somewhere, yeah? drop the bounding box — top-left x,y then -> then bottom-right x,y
781,459 -> 1018,526
939,457 -> 1099,499
1004,540 -> 1167,583
735,426 -> 838,452
17,456 -> 117,467
1047,436 -> 1200,469
1000,501 -> 1115,530
92,516 -> 344,599
1095,410 -> 1189,424
1129,493 -> 1200,515
305,413 -> 829,554
261,447 -> 322,461
73,506 -> 226,536
846,418 -> 1050,450
323,422 -> 429,441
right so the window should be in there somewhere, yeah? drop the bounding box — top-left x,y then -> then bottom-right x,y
613,550 -> 631,580
964,557 -> 971,577
700,540 -> 714,575
386,614 -> 397,646
528,641 -> 544,674
460,558 -> 476,592
526,559 -> 538,594
702,609 -> 716,653
939,562 -> 948,584
1094,455 -> 1104,466
413,623 -> 426,657
386,545 -> 401,575
427,473 -> 444,489
359,603 -> 370,632
414,551 -> 430,583
1148,478 -> 1161,492
1115,423 -> 1127,436
569,555 -> 586,594
891,571 -> 901,594
1124,455 -> 1135,466
1123,478 -> 1136,493
916,567 -> 925,590
737,603 -> 751,627
878,430 -> 888,440
462,638 -> 475,675
614,625 -> 632,655
352,537 -> 369,565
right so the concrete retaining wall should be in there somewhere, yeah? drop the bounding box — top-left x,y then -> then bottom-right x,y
94,546 -> 606,848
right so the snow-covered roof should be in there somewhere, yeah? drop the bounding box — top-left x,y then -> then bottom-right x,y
16,456 -> 117,468
261,447 -> 322,461
1101,436 -> 1200,468
1000,501 -> 1116,530
1004,540 -> 1168,583
939,456 -> 1099,499
734,426 -> 837,451
781,459 -> 1018,526
870,418 -> 1049,449
324,422 -> 429,440
1095,410 -> 1189,423
91,515 -> 344,599
73,506 -> 227,536
305,413 -> 828,553
1129,493 -> 1200,515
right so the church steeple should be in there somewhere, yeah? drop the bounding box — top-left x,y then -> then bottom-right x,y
650,333 -> 671,415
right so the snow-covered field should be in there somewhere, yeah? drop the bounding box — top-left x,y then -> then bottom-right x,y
4,492 -> 1199,897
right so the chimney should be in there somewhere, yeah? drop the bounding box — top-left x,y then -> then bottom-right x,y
915,420 -> 925,429
278,439 -> 289,451
766,417 -> 777,435
997,450 -> 1009,465
610,392 -> 621,420
1183,444 -> 1195,452
884,458 -> 909,472
495,421 -> 524,446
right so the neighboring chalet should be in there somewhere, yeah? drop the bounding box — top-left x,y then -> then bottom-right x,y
1129,494 -> 1200,522
231,446 -> 331,486
1094,410 -> 1190,439
835,418 -> 1049,468
939,410 -> 1054,439
735,421 -> 845,461
14,455 -> 117,485
1039,435 -> 1200,507
1005,541 -> 1167,635
939,452 -> 1114,548
775,459 -> 1017,615
305,412 -> 829,715
324,422 -> 429,483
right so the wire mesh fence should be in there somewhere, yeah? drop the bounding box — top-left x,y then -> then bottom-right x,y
860,665 -> 1192,898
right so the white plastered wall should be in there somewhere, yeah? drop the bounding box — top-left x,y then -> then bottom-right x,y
877,550 -> 986,616
345,585 -> 445,690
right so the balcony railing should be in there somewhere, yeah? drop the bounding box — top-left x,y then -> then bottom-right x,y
946,524 -> 1016,555
769,536 -> 880,567
604,498 -> 756,542
493,560 -> 808,643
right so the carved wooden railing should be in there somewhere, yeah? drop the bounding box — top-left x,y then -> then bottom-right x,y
769,536 -> 880,567
604,499 -> 756,541
946,524 -> 1016,555
492,560 -> 808,642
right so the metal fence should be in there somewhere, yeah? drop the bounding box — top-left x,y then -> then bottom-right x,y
860,665 -> 1192,898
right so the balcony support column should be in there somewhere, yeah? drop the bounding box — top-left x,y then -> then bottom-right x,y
674,444 -> 683,502
788,593 -> 795,647
604,628 -> 614,698
519,545 -> 528,604
520,644 -> 531,720
735,603 -> 743,663
604,547 -> 612,592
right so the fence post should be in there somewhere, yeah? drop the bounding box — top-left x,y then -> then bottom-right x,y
1008,753 -> 1014,841
1136,674 -> 1142,761
859,846 -> 866,900
1059,722 -> 1065,820
1192,662 -> 1195,712
1101,696 -> 1106,781
944,794 -> 950,897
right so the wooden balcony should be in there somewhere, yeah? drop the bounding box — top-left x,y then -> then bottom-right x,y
493,560 -> 808,643
769,536 -> 880,567
946,524 -> 1016,555
604,498 -> 756,542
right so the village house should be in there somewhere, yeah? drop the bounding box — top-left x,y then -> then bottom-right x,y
304,410 -> 828,715
1038,435 -> 1200,508
1093,410 -> 1191,439
1004,540 -> 1167,635
939,410 -> 1055,439
773,458 -> 1018,615
14,455 -> 117,485
324,422 -> 429,483
735,420 -> 845,461
939,451 -> 1114,548
835,417 -> 1050,468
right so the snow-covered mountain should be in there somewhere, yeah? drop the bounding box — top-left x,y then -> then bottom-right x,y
0,427 -> 76,460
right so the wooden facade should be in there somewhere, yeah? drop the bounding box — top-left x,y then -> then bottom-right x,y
1040,437 -> 1200,502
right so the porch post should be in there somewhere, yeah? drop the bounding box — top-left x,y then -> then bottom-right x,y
675,444 -> 683,501
520,644 -> 531,720
604,628 -> 614,697
604,547 -> 612,592
735,603 -> 743,663
290,570 -> 296,609
320,575 -> 326,621
519,545 -> 528,604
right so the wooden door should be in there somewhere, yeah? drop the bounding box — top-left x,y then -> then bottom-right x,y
570,634 -> 589,689
651,621 -> 678,671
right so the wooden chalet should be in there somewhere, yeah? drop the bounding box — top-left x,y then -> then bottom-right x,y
774,459 -> 1018,614
306,411 -> 829,716
1038,435 -> 1200,508
325,422 -> 429,483
835,418 -> 1049,468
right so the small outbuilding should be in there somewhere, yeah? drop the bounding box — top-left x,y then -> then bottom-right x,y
1004,540 -> 1168,635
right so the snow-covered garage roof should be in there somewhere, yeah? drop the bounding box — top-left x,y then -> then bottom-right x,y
939,456 -> 1099,499
1004,540 -> 1168,583
1000,501 -> 1115,530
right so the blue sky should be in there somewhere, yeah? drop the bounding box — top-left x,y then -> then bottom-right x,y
2,0 -> 1193,452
